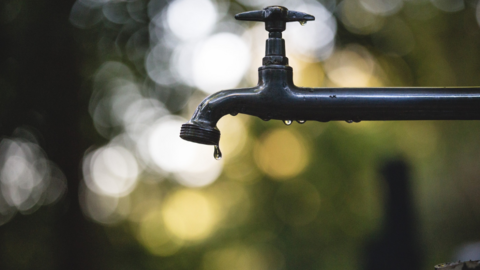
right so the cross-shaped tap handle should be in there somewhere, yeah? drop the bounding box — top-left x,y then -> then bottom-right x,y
235,6 -> 315,32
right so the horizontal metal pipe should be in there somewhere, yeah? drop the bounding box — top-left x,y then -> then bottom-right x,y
181,66 -> 480,146
279,86 -> 480,122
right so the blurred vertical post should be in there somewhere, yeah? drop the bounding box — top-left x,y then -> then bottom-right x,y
364,158 -> 423,270
0,0 -> 96,269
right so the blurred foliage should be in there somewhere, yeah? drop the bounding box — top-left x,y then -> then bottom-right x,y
1,0 -> 480,270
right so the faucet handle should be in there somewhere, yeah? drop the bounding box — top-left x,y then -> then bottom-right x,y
235,6 -> 315,32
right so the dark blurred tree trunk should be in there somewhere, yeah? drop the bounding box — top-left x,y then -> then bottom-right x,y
0,1 -> 100,269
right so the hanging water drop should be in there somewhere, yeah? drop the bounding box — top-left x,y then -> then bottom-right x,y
299,20 -> 307,26
262,118 -> 270,121
214,145 -> 222,160
297,120 -> 306,124
346,120 -> 353,124
284,120 -> 292,126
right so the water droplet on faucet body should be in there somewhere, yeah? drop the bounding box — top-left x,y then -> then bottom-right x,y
346,120 -> 353,124
214,145 -> 222,160
297,120 -> 306,124
284,120 -> 292,126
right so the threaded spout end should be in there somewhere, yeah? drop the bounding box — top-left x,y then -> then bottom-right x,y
180,123 -> 220,145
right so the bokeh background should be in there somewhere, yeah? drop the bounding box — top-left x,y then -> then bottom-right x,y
1,0 -> 480,269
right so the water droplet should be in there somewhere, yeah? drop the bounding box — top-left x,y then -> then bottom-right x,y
230,112 -> 238,116
262,118 -> 270,121
299,20 -> 307,26
297,120 -> 306,124
346,120 -> 353,124
214,145 -> 222,160
284,120 -> 292,126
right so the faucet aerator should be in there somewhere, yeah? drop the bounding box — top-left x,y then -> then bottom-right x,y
180,123 -> 220,146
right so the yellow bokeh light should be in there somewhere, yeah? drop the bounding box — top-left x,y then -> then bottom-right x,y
289,57 -> 325,88
138,210 -> 183,257
298,62 -> 325,88
254,129 -> 309,180
324,45 -> 382,88
162,189 -> 217,241
217,114 -> 249,159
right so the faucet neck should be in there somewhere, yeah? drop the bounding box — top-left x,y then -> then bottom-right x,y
258,64 -> 293,87
263,31 -> 288,66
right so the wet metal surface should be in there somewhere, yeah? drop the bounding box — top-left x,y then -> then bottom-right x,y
180,6 -> 480,148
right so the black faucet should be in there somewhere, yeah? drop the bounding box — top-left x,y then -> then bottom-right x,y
180,6 -> 480,158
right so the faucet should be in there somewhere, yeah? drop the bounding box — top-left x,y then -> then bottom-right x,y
180,6 -> 480,159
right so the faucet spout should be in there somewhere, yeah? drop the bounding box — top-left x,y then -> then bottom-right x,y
180,85 -> 261,146
180,64 -> 300,146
